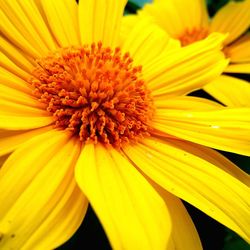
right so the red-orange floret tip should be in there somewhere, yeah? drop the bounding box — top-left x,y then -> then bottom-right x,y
29,42 -> 154,148
178,28 -> 209,46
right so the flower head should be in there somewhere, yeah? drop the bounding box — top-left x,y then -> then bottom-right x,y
30,44 -> 154,147
0,0 -> 249,249
123,0 -> 250,107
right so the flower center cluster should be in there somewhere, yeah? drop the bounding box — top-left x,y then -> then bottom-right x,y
30,42 -> 154,147
178,28 -> 209,46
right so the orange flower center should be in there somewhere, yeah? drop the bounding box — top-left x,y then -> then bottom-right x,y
29,42 -> 154,147
178,28 -> 209,46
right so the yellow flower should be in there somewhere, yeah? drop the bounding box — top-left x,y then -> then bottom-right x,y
0,0 -> 249,249
123,0 -> 250,107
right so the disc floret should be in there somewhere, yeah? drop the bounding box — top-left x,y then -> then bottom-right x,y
30,42 -> 154,147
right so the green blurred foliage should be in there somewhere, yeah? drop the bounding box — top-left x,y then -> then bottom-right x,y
223,230 -> 250,250
126,0 -> 150,12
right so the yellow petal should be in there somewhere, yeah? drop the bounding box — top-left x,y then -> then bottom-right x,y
0,71 -> 52,131
155,138 -> 250,186
15,0 -> 57,51
224,63 -> 250,74
123,137 -> 250,242
0,133 -> 84,249
0,36 -> 35,73
0,84 -> 44,109
0,129 -> 69,217
22,184 -> 88,250
0,52 -> 31,80
0,0 -> 57,54
140,0 -> 209,39
0,73 -> 52,130
210,0 -> 250,45
75,143 -> 171,250
40,0 -> 80,47
0,95 -> 53,130
144,33 -> 227,97
153,106 -> 250,156
78,0 -> 127,48
155,187 -> 202,250
0,113 -> 54,131
121,18 -> 180,67
0,126 -> 52,157
0,98 -> 48,116
226,33 -> 250,63
120,14 -> 140,43
0,2 -> 44,58
140,1 -> 183,38
0,67 -> 33,94
204,75 -> 250,107
154,96 -> 222,110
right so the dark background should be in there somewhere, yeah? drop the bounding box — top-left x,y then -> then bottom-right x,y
58,0 -> 250,249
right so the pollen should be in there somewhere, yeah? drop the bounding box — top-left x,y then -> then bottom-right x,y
29,42 -> 154,147
178,28 -> 209,46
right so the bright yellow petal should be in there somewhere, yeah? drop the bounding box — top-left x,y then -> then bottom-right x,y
0,98 -> 48,116
0,133 -> 85,249
152,106 -> 250,156
140,1 -> 183,38
121,18 -> 180,67
224,63 -> 250,74
204,75 -> 250,107
123,137 -> 250,242
0,126 -> 52,157
0,52 -> 31,80
226,33 -> 250,63
16,0 -> 57,51
144,33 -> 227,97
155,187 -> 202,250
22,184 -> 88,250
0,0 -> 57,53
0,1 -> 46,58
75,143 -> 171,250
40,0 -> 80,47
0,67 -> 52,130
0,84 -> 44,109
154,138 -> 250,186
210,0 -> 250,45
79,0 -> 127,48
0,95 -> 53,130
120,14 -> 140,43
0,36 -> 35,73
0,113 -> 54,131
0,67 -> 33,94
0,129 -> 69,217
140,0 -> 209,38
154,96 -> 222,110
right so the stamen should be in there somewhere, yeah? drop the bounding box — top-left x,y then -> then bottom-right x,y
178,28 -> 209,46
29,42 -> 154,148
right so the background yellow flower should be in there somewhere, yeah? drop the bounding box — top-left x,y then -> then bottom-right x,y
123,0 -> 250,108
